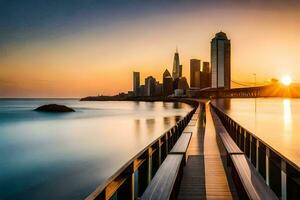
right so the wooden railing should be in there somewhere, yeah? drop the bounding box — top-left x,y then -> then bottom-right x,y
86,100 -> 198,200
211,103 -> 300,200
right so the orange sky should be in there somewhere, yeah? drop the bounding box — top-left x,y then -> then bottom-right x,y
1,2 -> 300,97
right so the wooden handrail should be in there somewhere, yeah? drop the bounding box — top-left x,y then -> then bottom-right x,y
210,103 -> 300,172
85,100 -> 199,200
210,102 -> 300,199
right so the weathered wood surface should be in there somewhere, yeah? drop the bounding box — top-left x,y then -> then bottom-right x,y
183,125 -> 196,133
211,108 -> 243,155
177,155 -> 206,200
211,104 -> 278,200
230,154 -> 278,200
191,114 -> 199,121
178,101 -> 237,200
141,154 -> 183,200
171,133 -> 192,154
218,132 -> 243,155
187,120 -> 197,126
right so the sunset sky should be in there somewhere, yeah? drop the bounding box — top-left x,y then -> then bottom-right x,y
1,0 -> 300,97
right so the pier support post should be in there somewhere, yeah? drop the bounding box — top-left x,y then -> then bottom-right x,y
281,160 -> 287,200
117,166 -> 134,200
268,150 -> 282,197
256,139 -> 259,170
266,147 -> 270,185
258,142 -> 266,180
251,137 -> 257,168
137,159 -> 149,197
245,131 -> 250,158
286,163 -> 300,199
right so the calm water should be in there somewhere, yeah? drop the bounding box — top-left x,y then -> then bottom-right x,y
212,98 -> 300,168
0,99 -> 192,200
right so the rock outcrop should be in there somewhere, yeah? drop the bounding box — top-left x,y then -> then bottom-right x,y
34,104 -> 75,112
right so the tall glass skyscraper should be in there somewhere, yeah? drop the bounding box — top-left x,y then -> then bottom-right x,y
211,32 -> 231,89
190,59 -> 201,88
133,72 -> 140,96
172,49 -> 181,79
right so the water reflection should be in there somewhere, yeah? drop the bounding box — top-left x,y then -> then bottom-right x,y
212,98 -> 300,168
283,99 -> 292,129
163,117 -> 171,128
145,118 -> 155,134
173,102 -> 181,109
163,102 -> 168,110
283,99 -> 292,145
175,115 -> 182,122
134,119 -> 141,135
0,100 -> 192,200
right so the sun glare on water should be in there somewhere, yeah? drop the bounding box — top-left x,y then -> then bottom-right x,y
281,76 -> 292,86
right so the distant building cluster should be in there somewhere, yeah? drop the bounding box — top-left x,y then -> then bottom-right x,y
131,32 -> 231,97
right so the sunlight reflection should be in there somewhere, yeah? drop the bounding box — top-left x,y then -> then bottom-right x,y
283,99 -> 292,131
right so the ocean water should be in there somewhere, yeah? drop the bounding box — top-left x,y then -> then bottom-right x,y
212,98 -> 300,168
0,99 -> 192,200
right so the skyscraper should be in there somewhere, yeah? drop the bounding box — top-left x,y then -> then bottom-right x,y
155,82 -> 163,96
179,65 -> 183,78
163,69 -> 173,96
190,59 -> 201,88
172,49 -> 181,79
145,76 -> 156,97
211,32 -> 231,89
133,72 -> 140,96
163,69 -> 171,79
202,62 -> 210,73
200,62 -> 211,89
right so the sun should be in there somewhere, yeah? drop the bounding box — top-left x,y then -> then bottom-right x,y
281,76 -> 292,86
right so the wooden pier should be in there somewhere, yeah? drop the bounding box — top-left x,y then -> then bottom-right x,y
178,102 -> 237,199
86,99 -> 285,200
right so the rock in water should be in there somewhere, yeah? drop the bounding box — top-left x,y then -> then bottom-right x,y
34,104 -> 75,112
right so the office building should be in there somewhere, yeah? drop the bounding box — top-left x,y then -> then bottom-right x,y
155,82 -> 163,96
172,49 -> 181,79
211,32 -> 231,89
163,69 -> 171,78
190,59 -> 201,88
179,65 -> 183,77
200,62 -> 211,89
139,85 -> 145,96
202,62 -> 210,73
174,77 -> 189,96
163,69 -> 173,96
133,72 -> 140,96
195,71 -> 201,88
174,77 -> 189,91
145,76 -> 156,97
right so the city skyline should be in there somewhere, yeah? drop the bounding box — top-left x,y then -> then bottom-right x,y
1,0 -> 300,97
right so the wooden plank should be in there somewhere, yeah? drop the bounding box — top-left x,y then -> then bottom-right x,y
210,107 -> 243,155
230,154 -> 278,200
141,154 -> 183,200
133,158 -> 146,171
183,126 -> 196,134
105,175 -> 129,199
178,101 -> 237,200
191,114 -> 199,121
187,120 -> 197,126
177,155 -> 206,200
170,133 -> 192,154
203,105 -> 235,199
219,132 -> 243,154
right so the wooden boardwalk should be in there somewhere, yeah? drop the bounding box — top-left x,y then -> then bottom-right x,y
178,102 -> 238,200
